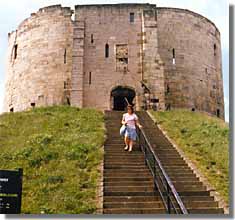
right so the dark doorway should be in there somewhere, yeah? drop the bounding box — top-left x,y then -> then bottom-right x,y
111,86 -> 135,111
216,109 -> 220,118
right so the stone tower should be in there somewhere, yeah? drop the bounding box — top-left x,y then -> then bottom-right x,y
3,3 -> 224,119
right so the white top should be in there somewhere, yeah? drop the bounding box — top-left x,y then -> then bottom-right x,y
123,113 -> 138,129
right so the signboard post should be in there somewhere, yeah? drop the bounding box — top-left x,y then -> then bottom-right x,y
0,168 -> 23,214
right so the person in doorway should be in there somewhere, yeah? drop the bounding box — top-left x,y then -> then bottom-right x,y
121,105 -> 142,152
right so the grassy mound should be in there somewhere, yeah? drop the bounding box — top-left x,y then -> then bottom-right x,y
150,110 -> 229,203
0,106 -> 105,214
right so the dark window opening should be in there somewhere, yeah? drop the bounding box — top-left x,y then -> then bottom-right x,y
166,84 -> 170,94
64,49 -> 67,64
192,108 -> 195,112
91,34 -> 94,44
214,44 -> 216,56
64,81 -> 67,89
150,98 -> 159,103
172,48 -> 175,64
31,103 -> 36,108
67,97 -> 71,106
89,72 -> 91,85
105,44 -> 109,58
10,107 -> 14,112
13,44 -> 18,59
216,109 -> 220,117
130,12 -> 135,23
166,104 -> 171,111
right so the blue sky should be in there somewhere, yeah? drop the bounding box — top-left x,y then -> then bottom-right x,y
0,0 -> 229,121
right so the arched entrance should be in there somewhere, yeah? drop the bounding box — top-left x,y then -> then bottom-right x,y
111,86 -> 136,111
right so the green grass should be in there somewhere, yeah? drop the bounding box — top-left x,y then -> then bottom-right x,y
0,106 -> 105,214
150,109 -> 229,204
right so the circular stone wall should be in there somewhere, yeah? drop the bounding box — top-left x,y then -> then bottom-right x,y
157,8 -> 224,118
3,5 -> 73,112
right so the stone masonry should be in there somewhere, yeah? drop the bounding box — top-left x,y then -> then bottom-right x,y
3,3 -> 224,119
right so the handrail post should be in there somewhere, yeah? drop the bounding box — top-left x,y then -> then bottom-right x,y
144,138 -> 147,166
153,159 -> 157,190
167,184 -> 171,214
138,128 -> 141,148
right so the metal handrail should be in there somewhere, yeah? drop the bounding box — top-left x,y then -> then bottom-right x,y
137,127 -> 188,214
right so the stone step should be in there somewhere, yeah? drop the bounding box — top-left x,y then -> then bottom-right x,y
104,168 -> 150,173
104,191 -> 159,197
169,176 -> 200,182
174,185 -> 207,191
104,185 -> 155,192
104,195 -> 160,203
188,208 -> 224,214
103,195 -> 215,203
104,201 -> 164,209
104,161 -> 146,166
178,191 -> 211,196
104,158 -> 145,163
104,185 -> 201,193
104,177 -> 153,182
167,174 -> 200,179
104,165 -> 148,169
103,200 -> 219,210
104,155 -> 145,160
104,181 -> 154,187
103,172 -> 152,178
103,207 -> 166,214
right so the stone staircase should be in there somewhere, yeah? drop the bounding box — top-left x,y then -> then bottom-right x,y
103,111 -> 224,214
103,111 -> 165,214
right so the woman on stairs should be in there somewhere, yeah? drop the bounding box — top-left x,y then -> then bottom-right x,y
121,105 -> 142,152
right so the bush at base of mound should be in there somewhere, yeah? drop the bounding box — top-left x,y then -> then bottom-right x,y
0,106 -> 105,214
150,109 -> 229,204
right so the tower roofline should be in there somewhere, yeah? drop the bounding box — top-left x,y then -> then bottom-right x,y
157,7 -> 220,34
75,3 -> 156,9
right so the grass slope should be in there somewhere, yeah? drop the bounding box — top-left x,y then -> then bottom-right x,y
150,110 -> 229,203
0,106 -> 105,214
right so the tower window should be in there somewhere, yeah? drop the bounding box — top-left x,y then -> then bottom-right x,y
166,84 -> 170,94
172,48 -> 175,64
67,98 -> 71,105
214,44 -> 216,56
64,49 -> 67,64
91,34 -> 94,44
130,13 -> 135,23
13,44 -> 18,59
105,44 -> 109,58
31,103 -> 36,108
216,109 -> 220,117
89,72 -> 91,85
10,107 -> 14,112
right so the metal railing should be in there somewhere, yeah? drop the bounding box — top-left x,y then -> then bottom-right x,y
137,127 -> 188,214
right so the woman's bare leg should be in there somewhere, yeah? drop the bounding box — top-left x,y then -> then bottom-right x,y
128,140 -> 134,152
124,136 -> 130,150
